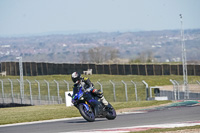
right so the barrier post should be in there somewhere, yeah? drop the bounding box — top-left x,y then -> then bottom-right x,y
44,80 -> 51,104
35,80 -> 41,104
109,80 -> 116,102
8,78 -> 14,103
196,80 -> 200,85
26,79 -> 33,105
97,81 -> 103,92
122,80 -> 128,102
142,80 -> 149,100
173,80 -> 180,100
131,80 -> 138,101
64,80 -> 70,91
170,79 -> 177,100
54,80 -> 61,104
17,79 -> 23,104
0,79 -> 5,103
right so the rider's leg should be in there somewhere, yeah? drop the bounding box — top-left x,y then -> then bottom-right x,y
100,96 -> 108,106
92,89 -> 112,109
100,96 -> 112,109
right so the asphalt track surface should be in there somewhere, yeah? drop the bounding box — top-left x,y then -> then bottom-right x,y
0,104 -> 200,133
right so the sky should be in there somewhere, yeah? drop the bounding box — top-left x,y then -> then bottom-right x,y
0,0 -> 200,37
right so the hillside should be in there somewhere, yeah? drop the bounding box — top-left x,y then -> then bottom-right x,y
0,29 -> 200,63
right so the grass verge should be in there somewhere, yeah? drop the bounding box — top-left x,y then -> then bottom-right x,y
0,100 -> 171,125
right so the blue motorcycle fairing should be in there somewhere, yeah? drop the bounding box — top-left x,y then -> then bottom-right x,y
72,86 -> 99,111
73,87 -> 84,100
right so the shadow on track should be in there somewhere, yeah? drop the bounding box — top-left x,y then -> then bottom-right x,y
66,119 -> 107,123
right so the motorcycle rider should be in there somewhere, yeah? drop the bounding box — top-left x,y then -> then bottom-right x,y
71,72 -> 112,110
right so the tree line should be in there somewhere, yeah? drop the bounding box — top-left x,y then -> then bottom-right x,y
79,46 -> 119,63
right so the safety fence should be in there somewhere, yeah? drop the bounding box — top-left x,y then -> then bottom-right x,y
155,80 -> 200,100
0,79 -> 200,106
159,90 -> 200,100
1,62 -> 200,76
0,93 -> 62,106
0,79 -> 148,105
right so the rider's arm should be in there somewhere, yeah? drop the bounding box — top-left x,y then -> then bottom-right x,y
72,85 -> 78,96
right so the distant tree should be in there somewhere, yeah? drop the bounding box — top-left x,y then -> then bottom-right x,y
88,47 -> 104,63
79,51 -> 88,63
87,46 -> 119,63
130,50 -> 154,63
110,48 -> 119,60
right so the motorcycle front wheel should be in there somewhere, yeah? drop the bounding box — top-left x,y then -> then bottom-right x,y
78,104 -> 95,122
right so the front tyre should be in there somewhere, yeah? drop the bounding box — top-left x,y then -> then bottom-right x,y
78,104 -> 95,122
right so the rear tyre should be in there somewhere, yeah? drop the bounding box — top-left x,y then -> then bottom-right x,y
78,104 -> 95,122
105,104 -> 116,120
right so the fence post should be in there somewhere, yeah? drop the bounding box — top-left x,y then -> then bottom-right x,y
173,80 -> 180,100
196,80 -> 200,85
26,79 -> 33,105
17,79 -> 23,104
44,80 -> 51,104
109,80 -> 116,102
170,79 -> 177,100
121,80 -> 128,102
54,80 -> 61,104
35,80 -> 41,104
142,80 -> 149,100
0,79 -> 5,103
8,78 -> 14,103
97,81 -> 103,92
63,80 -> 70,91
149,87 -> 153,98
131,80 -> 138,101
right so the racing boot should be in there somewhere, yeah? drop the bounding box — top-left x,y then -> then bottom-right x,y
92,89 -> 112,110
105,103 -> 113,110
100,96 -> 112,109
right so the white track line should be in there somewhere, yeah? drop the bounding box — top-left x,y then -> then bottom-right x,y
0,117 -> 82,128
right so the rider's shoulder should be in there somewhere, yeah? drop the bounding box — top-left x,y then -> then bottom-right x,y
73,84 -> 78,87
83,77 -> 89,81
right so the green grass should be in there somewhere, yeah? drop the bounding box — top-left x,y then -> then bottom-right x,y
0,104 -> 79,125
0,100 -> 171,125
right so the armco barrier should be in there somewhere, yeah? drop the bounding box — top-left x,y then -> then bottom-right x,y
1,62 -> 200,76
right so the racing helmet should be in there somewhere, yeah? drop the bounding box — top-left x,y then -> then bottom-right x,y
71,72 -> 81,83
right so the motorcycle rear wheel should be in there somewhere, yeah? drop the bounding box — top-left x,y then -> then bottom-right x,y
105,104 -> 116,120
78,104 -> 95,122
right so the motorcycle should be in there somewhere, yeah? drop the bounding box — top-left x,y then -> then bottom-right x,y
68,85 -> 116,122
